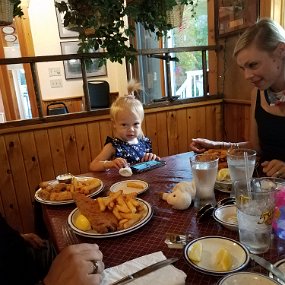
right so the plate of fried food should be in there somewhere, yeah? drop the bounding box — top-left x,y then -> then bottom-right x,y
109,180 -> 149,195
204,149 -> 228,170
35,176 -> 104,205
68,190 -> 153,238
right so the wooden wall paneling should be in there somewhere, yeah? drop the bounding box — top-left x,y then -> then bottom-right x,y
74,124 -> 91,174
186,108 -> 196,145
0,136 -> 21,230
87,122 -> 103,164
166,110 -> 179,155
19,132 -> 42,198
48,128 -> 67,176
4,133 -> 34,232
99,120 -> 113,146
224,102 -> 251,142
244,105 -> 251,141
215,104 -> 223,141
144,113 -> 159,155
155,112 -> 169,157
205,105 -> 219,140
176,109 -> 189,153
193,106 -> 206,138
34,130 -> 55,181
61,126 -> 81,175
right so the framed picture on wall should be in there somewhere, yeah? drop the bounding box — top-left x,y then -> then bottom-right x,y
215,0 -> 259,38
55,1 -> 79,38
60,41 -> 107,80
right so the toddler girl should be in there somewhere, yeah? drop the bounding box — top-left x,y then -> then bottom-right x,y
89,80 -> 159,171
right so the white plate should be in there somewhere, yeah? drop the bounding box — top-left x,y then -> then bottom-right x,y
269,259 -> 285,284
109,180 -> 149,195
184,236 -> 249,276
34,177 -> 104,205
219,272 -> 280,285
68,198 -> 153,238
213,205 -> 238,231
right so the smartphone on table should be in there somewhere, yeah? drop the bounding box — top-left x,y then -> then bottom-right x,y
130,160 -> 166,173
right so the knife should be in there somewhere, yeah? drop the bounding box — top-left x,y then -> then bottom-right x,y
250,253 -> 285,283
110,257 -> 179,285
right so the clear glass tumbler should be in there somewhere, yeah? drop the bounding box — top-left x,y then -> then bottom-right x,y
190,153 -> 219,208
235,177 -> 280,254
227,148 -> 256,197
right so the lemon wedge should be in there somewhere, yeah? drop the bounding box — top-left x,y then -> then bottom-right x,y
215,248 -> 232,271
217,168 -> 231,181
188,241 -> 203,262
74,214 -> 91,231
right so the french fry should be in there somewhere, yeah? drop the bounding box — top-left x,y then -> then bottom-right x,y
126,182 -> 144,189
113,206 -> 123,220
123,217 -> 141,229
126,200 -> 137,213
120,212 -> 142,220
97,197 -> 106,211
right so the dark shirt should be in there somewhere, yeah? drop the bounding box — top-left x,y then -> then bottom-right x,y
0,214 -> 55,285
0,214 -> 35,285
105,136 -> 152,164
255,90 -> 285,163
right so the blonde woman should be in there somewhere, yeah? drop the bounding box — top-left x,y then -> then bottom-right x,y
190,18 -> 285,178
90,80 -> 159,171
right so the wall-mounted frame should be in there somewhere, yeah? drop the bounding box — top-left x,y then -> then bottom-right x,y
60,41 -> 107,80
215,0 -> 259,38
55,1 -> 79,38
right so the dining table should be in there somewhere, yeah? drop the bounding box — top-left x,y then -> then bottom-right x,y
41,152 -> 285,284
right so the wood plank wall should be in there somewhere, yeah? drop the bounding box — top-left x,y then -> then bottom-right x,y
0,100 -> 224,233
223,100 -> 251,143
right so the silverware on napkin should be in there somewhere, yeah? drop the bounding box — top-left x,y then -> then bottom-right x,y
110,257 -> 179,285
250,253 -> 285,282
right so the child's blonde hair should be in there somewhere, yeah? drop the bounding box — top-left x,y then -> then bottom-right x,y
110,79 -> 144,122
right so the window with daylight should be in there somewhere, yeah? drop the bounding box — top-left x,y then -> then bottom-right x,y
133,0 -> 209,104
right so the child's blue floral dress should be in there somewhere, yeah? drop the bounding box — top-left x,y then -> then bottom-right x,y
105,136 -> 152,164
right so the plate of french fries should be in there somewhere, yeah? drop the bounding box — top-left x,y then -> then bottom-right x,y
109,179 -> 149,195
34,176 -> 104,205
68,191 -> 153,238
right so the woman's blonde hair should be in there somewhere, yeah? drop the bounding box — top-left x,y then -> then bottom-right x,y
234,18 -> 285,57
110,79 -> 144,122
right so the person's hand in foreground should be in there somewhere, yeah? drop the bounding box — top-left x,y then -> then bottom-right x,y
44,243 -> 104,285
261,160 -> 285,178
190,138 -> 218,153
21,233 -> 46,249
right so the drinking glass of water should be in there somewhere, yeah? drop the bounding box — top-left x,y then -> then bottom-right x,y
190,154 -> 219,208
235,178 -> 278,254
227,148 -> 256,197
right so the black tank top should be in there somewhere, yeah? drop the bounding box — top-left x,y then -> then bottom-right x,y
255,90 -> 285,162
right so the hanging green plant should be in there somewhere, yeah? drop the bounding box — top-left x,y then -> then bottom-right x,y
0,0 -> 23,25
55,0 -> 199,64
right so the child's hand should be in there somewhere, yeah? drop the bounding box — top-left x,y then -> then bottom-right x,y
112,158 -> 128,169
141,153 -> 160,162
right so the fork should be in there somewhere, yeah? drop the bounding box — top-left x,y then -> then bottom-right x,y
62,222 -> 79,245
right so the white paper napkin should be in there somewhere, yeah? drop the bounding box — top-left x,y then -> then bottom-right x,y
100,251 -> 186,285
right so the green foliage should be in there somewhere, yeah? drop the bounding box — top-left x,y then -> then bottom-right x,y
10,0 -> 24,18
55,0 -> 199,64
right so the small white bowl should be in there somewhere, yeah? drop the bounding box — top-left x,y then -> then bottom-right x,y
215,180 -> 232,193
56,173 -> 73,184
213,205 -> 238,231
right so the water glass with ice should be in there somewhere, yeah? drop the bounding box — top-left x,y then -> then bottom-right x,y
190,153 -> 219,208
227,148 -> 256,197
235,178 -> 278,254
